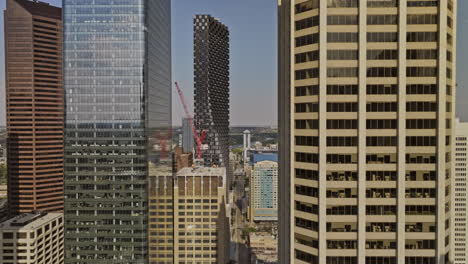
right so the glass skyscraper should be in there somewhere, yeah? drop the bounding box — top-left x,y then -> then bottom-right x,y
63,0 -> 171,263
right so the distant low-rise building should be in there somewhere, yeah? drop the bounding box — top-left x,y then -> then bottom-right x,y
249,232 -> 278,264
250,160 -> 278,222
0,212 -> 64,264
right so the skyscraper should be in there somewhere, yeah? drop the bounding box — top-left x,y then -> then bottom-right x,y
193,15 -> 230,171
278,0 -> 457,263
250,160 -> 278,222
63,1 -> 172,263
182,117 -> 194,153
4,0 -> 63,214
453,119 -> 468,264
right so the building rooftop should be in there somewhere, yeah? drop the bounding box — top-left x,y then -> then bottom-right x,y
14,0 -> 61,19
0,212 -> 62,231
177,166 -> 226,177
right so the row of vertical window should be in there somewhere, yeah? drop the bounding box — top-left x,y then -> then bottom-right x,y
295,0 -> 439,13
295,84 -> 440,96
299,14 -> 437,27
297,67 -> 437,79
295,119 -> 438,130
298,49 -> 436,61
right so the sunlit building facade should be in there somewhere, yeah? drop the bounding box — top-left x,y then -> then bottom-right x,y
278,0 -> 457,263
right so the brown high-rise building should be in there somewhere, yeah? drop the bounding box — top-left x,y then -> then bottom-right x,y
4,0 -> 63,214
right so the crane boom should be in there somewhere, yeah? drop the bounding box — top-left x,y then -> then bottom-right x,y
174,82 -> 204,159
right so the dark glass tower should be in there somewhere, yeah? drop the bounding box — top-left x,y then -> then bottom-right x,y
63,1 -> 171,263
193,15 -> 230,171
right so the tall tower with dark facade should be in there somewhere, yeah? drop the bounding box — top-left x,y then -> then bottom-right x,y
63,0 -> 172,263
193,15 -> 230,171
278,0 -> 457,263
4,0 -> 63,214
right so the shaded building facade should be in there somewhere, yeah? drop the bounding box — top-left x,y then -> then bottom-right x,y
193,15 -> 230,171
63,0 -> 172,263
278,0 -> 457,263
4,0 -> 63,214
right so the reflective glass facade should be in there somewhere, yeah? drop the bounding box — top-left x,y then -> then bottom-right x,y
63,0 -> 171,263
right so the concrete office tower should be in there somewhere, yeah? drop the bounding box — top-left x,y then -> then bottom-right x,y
173,167 -> 230,263
453,119 -> 468,264
182,117 -> 195,153
278,0 -> 457,263
250,160 -> 278,222
193,15 -> 230,171
63,1 -> 172,263
243,130 -> 251,163
0,212 -> 64,264
4,0 -> 63,214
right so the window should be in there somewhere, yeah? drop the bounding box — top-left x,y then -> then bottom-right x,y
296,152 -> 319,163
407,49 -> 437,60
328,67 -> 358,77
406,102 -> 437,112
366,102 -> 398,112
296,136 -> 319,146
327,0 -> 358,7
296,16 -> 319,30
367,136 -> 397,146
367,0 -> 398,7
296,33 -> 319,47
367,49 -> 398,60
327,137 -> 358,146
296,50 -> 319,63
368,32 -> 398,42
407,32 -> 437,42
296,68 -> 319,80
367,67 -> 398,77
406,119 -> 437,129
327,50 -> 358,60
328,32 -> 358,43
407,14 -> 438,24
367,119 -> 397,129
295,0 -> 319,14
407,1 -> 438,7
327,119 -> 358,129
367,85 -> 397,94
2,233 -> 13,239
327,85 -> 358,95
406,136 -> 437,146
295,103 -> 319,113
407,67 -> 437,77
327,15 -> 358,25
296,85 -> 319,96
407,84 -> 437,94
367,15 -> 398,25
327,102 -> 358,112
295,119 -> 319,129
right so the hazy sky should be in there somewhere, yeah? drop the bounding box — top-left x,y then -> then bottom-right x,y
1,0 -> 467,126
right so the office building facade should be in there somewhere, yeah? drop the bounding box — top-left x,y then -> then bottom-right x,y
4,0 -> 63,214
182,117 -> 195,153
0,212 -> 64,264
63,0 -> 171,263
250,160 -> 278,222
173,167 -> 230,264
278,0 -> 457,263
193,15 -> 230,170
453,119 -> 468,264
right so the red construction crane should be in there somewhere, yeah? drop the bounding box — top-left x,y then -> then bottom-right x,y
174,82 -> 206,159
